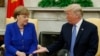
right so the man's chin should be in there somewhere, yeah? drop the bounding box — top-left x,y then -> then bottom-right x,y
68,22 -> 73,24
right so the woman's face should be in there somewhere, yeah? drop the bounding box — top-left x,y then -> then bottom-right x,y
17,14 -> 29,25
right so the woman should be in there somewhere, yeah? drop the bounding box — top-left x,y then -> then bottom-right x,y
4,6 -> 38,56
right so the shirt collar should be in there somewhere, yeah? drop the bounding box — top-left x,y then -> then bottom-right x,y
75,18 -> 83,27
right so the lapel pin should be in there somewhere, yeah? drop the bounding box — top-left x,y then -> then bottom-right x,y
81,28 -> 84,31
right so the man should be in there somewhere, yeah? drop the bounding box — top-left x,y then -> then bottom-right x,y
34,4 -> 98,56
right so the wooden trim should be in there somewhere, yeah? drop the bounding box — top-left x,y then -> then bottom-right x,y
0,0 -> 5,7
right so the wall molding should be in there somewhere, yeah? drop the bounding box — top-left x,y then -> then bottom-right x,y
27,7 -> 100,12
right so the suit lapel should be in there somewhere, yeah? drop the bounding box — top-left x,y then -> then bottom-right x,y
75,20 -> 85,45
14,22 -> 25,37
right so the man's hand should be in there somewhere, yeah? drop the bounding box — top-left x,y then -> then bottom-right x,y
16,51 -> 26,56
33,45 -> 49,54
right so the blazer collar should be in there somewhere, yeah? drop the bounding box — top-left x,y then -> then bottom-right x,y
14,22 -> 27,37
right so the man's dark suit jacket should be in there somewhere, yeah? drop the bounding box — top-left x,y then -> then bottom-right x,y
47,20 -> 98,56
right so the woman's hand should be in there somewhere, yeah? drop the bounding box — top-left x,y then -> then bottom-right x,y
29,54 -> 32,56
16,51 -> 26,56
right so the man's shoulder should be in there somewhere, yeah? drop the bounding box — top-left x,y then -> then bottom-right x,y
83,20 -> 97,28
62,23 -> 72,27
82,20 -> 97,31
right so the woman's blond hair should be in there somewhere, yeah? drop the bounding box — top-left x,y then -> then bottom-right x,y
13,6 -> 29,19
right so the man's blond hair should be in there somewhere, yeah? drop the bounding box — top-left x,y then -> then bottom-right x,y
64,4 -> 83,16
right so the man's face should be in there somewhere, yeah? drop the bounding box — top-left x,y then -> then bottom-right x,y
65,10 -> 79,24
17,14 -> 29,25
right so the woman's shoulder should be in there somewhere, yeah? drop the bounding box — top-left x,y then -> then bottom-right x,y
6,22 -> 16,28
27,23 -> 35,26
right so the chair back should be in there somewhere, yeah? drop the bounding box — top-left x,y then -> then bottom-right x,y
85,18 -> 100,56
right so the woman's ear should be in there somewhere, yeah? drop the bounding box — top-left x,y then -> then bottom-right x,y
16,15 -> 19,20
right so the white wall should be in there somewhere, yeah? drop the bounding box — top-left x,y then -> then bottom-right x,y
24,0 -> 41,7
92,0 -> 100,7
